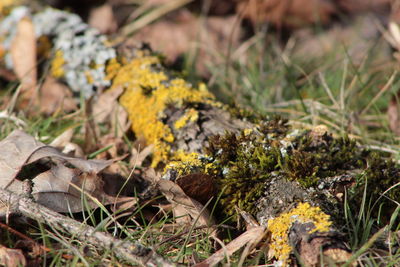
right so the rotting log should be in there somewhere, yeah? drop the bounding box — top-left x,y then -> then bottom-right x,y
1,4 -> 400,266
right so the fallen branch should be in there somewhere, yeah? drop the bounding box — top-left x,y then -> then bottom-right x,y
0,188 -> 176,267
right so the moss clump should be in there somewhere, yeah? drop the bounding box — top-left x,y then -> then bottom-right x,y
205,119 -> 287,217
284,134 -> 363,187
267,202 -> 332,264
202,119 -> 400,222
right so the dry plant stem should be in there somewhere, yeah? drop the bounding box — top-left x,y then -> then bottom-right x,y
0,222 -> 74,260
0,188 -> 176,267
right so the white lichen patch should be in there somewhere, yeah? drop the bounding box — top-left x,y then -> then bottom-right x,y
1,7 -> 116,97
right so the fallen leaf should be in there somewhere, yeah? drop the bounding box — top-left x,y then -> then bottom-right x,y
0,130 -> 134,213
92,87 -> 130,137
10,16 -> 38,106
0,245 -> 27,267
157,179 -> 214,227
176,173 -> 216,205
237,0 -> 336,28
49,128 -> 84,157
131,13 -> 241,76
130,144 -> 154,167
88,4 -> 117,34
0,130 -> 45,193
93,87 -> 124,124
39,76 -> 77,115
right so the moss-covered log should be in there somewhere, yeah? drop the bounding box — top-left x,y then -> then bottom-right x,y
2,4 -> 400,266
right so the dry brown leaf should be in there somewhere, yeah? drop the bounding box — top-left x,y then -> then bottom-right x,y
130,144 -> 154,167
10,17 -> 38,105
93,87 -> 124,124
92,87 -> 130,137
0,130 -> 44,192
131,13 -> 241,76
157,179 -> 214,227
176,173 -> 216,205
39,76 -> 77,114
49,128 -> 84,157
0,245 -> 27,267
237,0 -> 336,28
88,4 -> 117,34
194,226 -> 266,267
0,130 -> 134,213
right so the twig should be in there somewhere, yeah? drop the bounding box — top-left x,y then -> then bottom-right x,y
0,188 -> 176,267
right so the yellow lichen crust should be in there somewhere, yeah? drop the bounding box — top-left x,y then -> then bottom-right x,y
0,0 -> 18,15
166,150 -> 203,176
267,202 -> 332,263
114,54 -> 215,167
105,57 -> 121,81
174,108 -> 199,129
51,50 -> 65,78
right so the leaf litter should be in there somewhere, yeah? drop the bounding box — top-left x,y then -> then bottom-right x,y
0,130 -> 136,214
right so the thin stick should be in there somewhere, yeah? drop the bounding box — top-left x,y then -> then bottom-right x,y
0,188 -> 177,267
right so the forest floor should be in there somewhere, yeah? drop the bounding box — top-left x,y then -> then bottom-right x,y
1,1 -> 400,266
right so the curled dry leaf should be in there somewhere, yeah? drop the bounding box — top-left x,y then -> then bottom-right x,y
157,179 -> 214,227
10,16 -> 38,107
0,245 -> 27,267
0,130 -> 44,193
0,130 -> 136,213
49,128 -> 84,157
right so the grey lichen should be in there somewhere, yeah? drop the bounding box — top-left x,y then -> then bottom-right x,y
1,7 -> 116,98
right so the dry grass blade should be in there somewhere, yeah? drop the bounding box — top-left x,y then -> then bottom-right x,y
121,0 -> 194,37
194,226 -> 266,267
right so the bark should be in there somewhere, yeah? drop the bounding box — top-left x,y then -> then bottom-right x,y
160,103 -> 354,266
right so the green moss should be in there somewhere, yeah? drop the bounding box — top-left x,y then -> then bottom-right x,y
284,134 -> 363,187
205,118 -> 287,217
203,118 -> 400,221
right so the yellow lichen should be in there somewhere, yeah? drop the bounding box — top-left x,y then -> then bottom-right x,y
174,108 -> 199,129
243,128 -> 253,136
166,150 -> 203,175
0,0 -> 18,15
85,71 -> 94,84
267,202 -> 332,263
105,58 -> 121,81
114,54 -> 215,167
165,150 -> 217,178
51,50 -> 65,78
